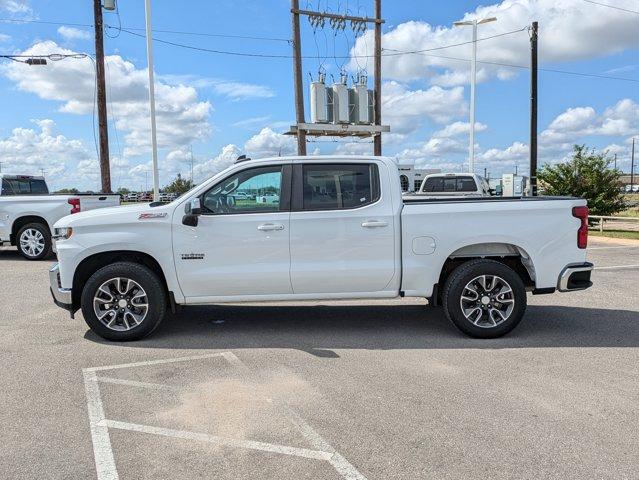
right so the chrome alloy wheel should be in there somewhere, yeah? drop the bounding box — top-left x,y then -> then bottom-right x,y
459,274 -> 515,328
92,277 -> 149,331
19,228 -> 45,257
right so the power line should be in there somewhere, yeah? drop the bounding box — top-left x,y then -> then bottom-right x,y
578,0 -> 639,15
115,25 -> 528,59
0,17 -> 291,42
383,49 -> 639,83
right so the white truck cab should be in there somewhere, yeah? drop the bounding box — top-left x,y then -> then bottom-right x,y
49,156 -> 593,341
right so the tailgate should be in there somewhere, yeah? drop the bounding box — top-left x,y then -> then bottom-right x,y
79,195 -> 120,212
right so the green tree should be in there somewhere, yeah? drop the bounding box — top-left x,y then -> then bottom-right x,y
55,188 -> 79,194
116,187 -> 131,195
538,145 -> 626,216
163,173 -> 193,195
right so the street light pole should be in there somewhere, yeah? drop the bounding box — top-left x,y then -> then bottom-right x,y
454,17 -> 496,174
144,0 -> 160,202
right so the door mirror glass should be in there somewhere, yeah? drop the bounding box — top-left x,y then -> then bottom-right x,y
185,197 -> 202,215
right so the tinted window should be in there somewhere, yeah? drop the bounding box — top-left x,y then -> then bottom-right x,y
202,166 -> 282,215
30,179 -> 49,194
457,178 -> 477,192
423,177 -> 443,192
443,178 -> 457,191
302,164 -> 379,210
1,178 -> 48,195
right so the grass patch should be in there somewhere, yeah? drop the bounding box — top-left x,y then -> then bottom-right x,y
590,229 -> 639,240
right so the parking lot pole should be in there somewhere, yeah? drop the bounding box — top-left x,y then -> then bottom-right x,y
93,0 -> 111,193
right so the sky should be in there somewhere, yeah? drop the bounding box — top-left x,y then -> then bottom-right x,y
0,0 -> 638,191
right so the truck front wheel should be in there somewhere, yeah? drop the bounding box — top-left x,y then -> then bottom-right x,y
80,262 -> 166,341
442,259 -> 527,339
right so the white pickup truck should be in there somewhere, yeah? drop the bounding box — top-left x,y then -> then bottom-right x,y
49,156 -> 593,341
0,174 -> 120,260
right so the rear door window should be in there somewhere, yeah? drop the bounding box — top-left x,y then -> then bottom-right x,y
301,164 -> 379,210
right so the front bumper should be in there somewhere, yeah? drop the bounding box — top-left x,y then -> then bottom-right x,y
557,262 -> 594,292
49,263 -> 75,315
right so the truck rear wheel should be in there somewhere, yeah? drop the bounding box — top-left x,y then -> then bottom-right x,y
16,222 -> 52,260
80,262 -> 166,341
442,259 -> 527,338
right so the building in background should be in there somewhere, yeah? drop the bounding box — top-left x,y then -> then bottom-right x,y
397,163 -> 441,192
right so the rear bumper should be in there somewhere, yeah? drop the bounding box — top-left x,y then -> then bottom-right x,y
557,262 -> 594,292
49,263 -> 74,315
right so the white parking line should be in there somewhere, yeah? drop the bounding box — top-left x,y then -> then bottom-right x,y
101,419 -> 334,461
82,370 -> 118,480
594,264 -> 639,270
83,351 -> 368,480
95,376 -> 182,392
85,352 -> 226,372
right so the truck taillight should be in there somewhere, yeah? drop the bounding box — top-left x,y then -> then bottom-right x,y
572,206 -> 589,249
68,198 -> 81,214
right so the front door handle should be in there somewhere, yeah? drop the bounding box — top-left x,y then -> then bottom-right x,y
361,220 -> 388,228
257,223 -> 285,231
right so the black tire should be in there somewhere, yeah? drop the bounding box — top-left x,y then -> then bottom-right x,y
16,222 -> 52,260
442,259 -> 527,339
81,262 -> 166,341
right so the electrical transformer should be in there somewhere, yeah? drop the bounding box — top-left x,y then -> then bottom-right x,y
310,74 -> 328,123
353,76 -> 370,124
332,77 -> 350,124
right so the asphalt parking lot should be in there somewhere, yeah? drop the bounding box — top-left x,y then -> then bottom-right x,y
1,237 -> 638,480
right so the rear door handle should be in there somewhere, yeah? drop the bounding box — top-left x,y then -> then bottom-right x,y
361,220 -> 388,228
257,223 -> 285,231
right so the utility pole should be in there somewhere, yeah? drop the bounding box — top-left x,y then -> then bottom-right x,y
144,0 -> 160,201
373,0 -> 382,156
614,153 -> 617,171
93,0 -> 111,193
529,21 -> 538,196
515,165 -> 518,176
631,138 -> 635,191
484,167 -> 487,178
291,0 -> 306,155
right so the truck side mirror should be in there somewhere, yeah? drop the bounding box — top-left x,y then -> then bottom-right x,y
182,197 -> 202,226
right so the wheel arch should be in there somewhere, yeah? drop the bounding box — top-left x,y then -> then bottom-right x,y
431,242 -> 536,306
11,215 -> 50,244
72,250 -> 170,311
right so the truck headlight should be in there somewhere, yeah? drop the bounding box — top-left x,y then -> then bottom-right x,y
53,227 -> 73,241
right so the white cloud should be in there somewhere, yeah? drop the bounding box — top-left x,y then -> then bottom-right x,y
0,33 -> 10,42
231,115 -> 272,128
478,141 -> 529,164
432,121 -> 487,138
382,81 -> 467,133
57,26 -> 91,41
0,119 -> 97,190
244,127 -> 296,158
190,128 -> 298,183
2,40 -> 212,159
161,74 -> 275,101
192,144 -> 242,183
350,0 -> 639,85
0,0 -> 30,14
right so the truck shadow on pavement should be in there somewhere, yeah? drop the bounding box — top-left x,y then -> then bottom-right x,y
84,303 -> 639,355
